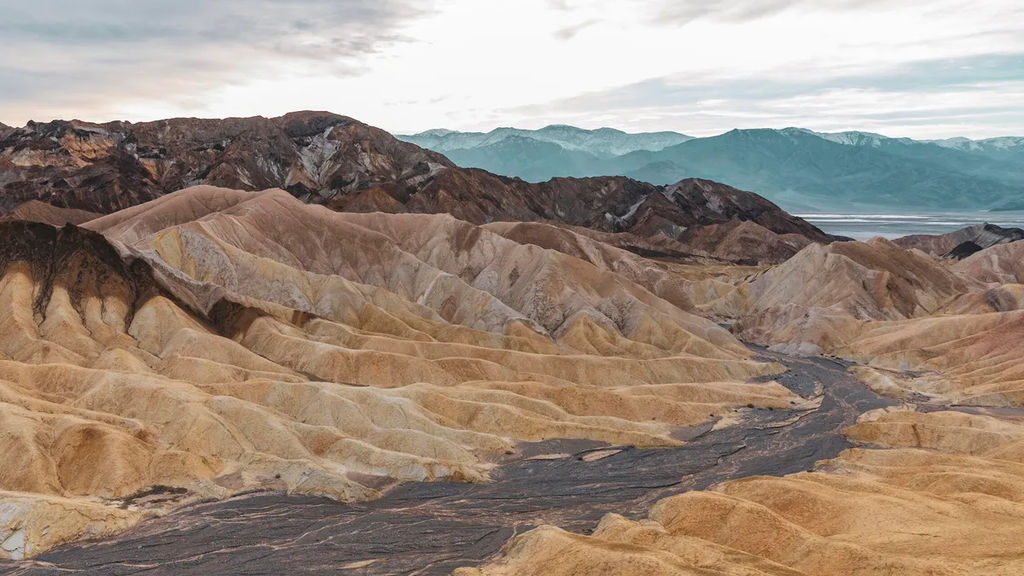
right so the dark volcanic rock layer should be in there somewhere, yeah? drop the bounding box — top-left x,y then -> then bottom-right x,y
0,112 -> 832,250
0,221 -> 161,322
0,112 -> 449,213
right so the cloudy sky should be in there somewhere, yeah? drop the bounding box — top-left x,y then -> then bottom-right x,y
2,0 -> 1022,138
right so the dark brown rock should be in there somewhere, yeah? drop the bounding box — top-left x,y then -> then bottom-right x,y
0,112 -> 833,257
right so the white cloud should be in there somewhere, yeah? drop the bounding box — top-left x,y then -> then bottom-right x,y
1,0 -> 1022,138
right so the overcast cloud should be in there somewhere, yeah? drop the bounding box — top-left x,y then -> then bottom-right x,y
1,0 -> 1021,138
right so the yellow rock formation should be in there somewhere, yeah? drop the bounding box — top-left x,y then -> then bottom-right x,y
462,410 -> 1024,576
462,233 -> 1024,576
0,186 -> 792,558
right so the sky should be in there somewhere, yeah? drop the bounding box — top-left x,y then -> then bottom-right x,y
1,0 -> 1022,139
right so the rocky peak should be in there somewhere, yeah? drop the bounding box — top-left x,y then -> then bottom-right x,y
1,112 -> 833,261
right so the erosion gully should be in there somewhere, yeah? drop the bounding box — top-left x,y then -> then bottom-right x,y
2,347 -> 902,576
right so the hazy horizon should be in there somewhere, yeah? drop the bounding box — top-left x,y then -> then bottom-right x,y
4,112 -> 1023,143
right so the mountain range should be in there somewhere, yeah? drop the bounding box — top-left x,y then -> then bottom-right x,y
0,111 -> 833,263
399,126 -> 1024,212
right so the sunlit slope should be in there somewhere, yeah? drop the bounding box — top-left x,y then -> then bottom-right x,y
462,409 -> 1024,576
0,186 -> 793,558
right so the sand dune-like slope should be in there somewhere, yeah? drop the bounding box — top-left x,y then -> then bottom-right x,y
482,220 -> 698,310
460,233 -> 1024,576
0,186 -> 797,559
895,222 -> 1024,257
954,240 -> 1024,284
703,237 -> 1024,405
729,238 -> 972,355
0,200 -> 100,227
679,219 -> 813,264
462,408 -> 1024,576
93,187 -> 753,361
830,311 -> 1024,405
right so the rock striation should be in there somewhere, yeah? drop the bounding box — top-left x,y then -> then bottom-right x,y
0,185 -> 797,559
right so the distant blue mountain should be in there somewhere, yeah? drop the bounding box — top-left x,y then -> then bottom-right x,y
398,125 -> 692,184
398,126 -> 1024,212
400,125 -> 692,157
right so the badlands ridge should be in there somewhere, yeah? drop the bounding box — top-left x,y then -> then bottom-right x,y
0,112 -> 1021,575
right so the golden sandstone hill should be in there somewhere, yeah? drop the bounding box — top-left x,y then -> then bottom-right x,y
463,214 -> 1024,576
461,408 -> 1024,576
0,185 -> 800,559
1,184 -> 1022,574
0,113 -> 1022,575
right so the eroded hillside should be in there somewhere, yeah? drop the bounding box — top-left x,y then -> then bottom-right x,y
0,185 -> 803,560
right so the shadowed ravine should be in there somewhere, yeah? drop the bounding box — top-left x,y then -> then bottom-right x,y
2,347 -> 901,576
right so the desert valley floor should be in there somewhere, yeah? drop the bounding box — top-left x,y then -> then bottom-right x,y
0,113 -> 1022,575
2,348 -> 899,575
